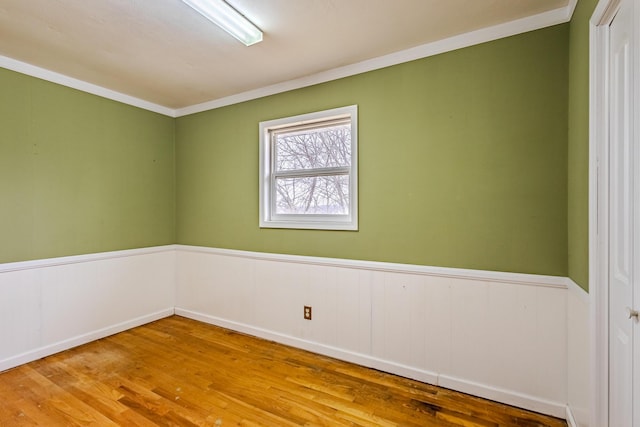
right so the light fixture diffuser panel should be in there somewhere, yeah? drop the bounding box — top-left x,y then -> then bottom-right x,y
182,0 -> 263,46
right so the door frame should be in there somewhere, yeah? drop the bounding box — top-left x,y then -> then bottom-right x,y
590,0 -> 638,425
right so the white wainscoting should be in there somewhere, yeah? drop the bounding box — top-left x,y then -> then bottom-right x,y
175,245 -> 569,418
0,244 -> 577,420
0,246 -> 176,372
566,279 -> 590,427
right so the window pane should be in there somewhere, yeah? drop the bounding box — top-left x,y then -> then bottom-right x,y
275,124 -> 351,171
275,175 -> 350,215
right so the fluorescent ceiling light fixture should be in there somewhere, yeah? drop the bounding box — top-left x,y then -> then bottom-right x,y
182,0 -> 263,46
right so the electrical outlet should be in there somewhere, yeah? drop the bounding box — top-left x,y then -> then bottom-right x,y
304,305 -> 312,320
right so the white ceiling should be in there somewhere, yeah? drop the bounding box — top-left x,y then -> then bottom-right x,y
0,0 -> 571,113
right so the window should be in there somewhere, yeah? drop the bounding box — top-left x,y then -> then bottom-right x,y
259,105 -> 358,230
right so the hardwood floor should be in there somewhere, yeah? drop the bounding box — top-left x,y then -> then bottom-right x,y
0,316 -> 567,426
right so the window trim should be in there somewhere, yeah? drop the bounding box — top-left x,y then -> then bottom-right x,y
259,105 -> 358,230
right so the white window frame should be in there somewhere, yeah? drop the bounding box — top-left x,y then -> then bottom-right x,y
259,105 -> 358,230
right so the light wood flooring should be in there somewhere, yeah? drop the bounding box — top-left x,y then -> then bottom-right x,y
0,316 -> 567,426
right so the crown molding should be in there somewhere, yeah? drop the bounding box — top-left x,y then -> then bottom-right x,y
1,1 -> 577,118
0,55 -> 176,117
174,2 -> 577,117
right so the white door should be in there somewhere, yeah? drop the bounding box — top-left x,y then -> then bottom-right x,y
608,0 -> 639,425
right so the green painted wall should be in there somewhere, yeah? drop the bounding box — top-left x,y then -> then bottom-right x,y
176,25 -> 569,276
1,22 -> 577,277
0,68 -> 175,263
568,0 -> 598,291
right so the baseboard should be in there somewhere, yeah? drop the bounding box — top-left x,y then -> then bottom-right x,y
174,307 -> 440,385
566,405 -> 579,427
0,308 -> 174,373
438,375 -> 567,419
175,307 -> 566,419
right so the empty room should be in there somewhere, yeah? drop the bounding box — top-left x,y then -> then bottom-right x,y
0,0 -> 637,426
